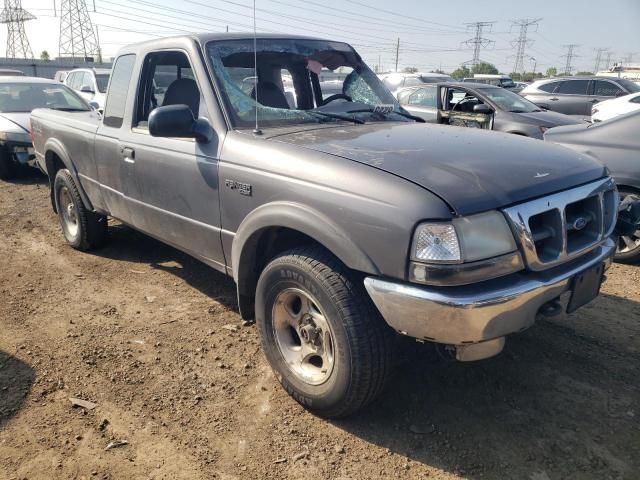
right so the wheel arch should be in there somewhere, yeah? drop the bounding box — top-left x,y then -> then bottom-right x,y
232,202 -> 380,320
44,139 -> 93,213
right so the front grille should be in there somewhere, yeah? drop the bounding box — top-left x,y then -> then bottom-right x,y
503,178 -> 618,271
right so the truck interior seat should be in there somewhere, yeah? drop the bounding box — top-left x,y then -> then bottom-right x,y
163,78 -> 200,116
251,81 -> 290,109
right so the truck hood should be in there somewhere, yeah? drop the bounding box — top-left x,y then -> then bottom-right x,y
270,122 -> 607,215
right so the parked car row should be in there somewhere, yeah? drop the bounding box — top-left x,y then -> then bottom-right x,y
0,33 -> 638,419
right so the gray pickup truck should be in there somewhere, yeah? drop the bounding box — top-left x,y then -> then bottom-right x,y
31,34 -> 620,418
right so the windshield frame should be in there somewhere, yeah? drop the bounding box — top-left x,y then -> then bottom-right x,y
204,38 -> 405,130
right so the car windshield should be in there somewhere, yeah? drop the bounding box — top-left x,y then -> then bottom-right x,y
95,73 -> 110,93
480,87 -> 542,113
0,83 -> 88,113
206,38 -> 409,128
616,78 -> 640,93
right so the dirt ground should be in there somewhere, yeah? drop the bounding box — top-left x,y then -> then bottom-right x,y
0,173 -> 638,480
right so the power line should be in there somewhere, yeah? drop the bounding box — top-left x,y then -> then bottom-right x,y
462,21 -> 495,68
0,0 -> 35,59
510,18 -> 541,74
561,44 -> 579,75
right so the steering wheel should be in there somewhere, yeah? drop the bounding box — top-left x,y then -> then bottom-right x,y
321,93 -> 352,105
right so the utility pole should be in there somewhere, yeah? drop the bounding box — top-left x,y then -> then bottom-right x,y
530,57 -> 537,76
561,44 -> 579,75
462,21 -> 495,69
593,48 -> 608,73
0,0 -> 35,59
59,0 -> 100,61
510,18 -> 541,75
394,37 -> 399,72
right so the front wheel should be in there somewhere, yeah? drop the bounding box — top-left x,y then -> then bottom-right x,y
615,189 -> 640,263
255,246 -> 393,418
53,169 -> 108,251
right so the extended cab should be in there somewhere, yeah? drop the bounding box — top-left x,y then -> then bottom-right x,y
31,34 -> 620,418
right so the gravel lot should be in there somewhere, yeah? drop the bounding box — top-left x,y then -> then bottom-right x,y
1,173 -> 638,480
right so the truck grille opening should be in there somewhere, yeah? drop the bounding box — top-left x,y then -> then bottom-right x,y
504,178 -> 618,271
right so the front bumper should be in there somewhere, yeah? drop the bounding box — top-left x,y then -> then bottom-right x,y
364,237 -> 616,346
2,140 -> 36,167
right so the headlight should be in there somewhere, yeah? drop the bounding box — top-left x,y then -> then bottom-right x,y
411,211 -> 516,264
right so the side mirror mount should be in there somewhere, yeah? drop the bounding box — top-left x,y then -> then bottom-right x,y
473,104 -> 493,114
80,85 -> 95,94
88,100 -> 100,111
149,104 -> 214,143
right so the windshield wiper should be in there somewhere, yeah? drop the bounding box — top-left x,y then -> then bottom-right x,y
311,111 -> 365,125
346,108 -> 425,123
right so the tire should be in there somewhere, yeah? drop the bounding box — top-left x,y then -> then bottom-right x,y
53,169 -> 107,251
0,145 -> 15,180
255,245 -> 393,418
615,189 -> 640,264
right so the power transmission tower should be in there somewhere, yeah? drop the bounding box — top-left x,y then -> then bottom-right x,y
561,44 -> 579,75
593,48 -> 608,73
510,18 -> 541,75
604,50 -> 613,70
59,0 -> 100,61
623,53 -> 633,66
462,21 -> 495,69
0,0 -> 35,59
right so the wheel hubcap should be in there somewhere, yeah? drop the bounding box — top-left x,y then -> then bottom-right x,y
618,194 -> 640,255
59,186 -> 79,238
272,288 -> 335,386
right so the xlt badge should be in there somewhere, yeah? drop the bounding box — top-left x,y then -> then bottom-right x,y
225,179 -> 252,196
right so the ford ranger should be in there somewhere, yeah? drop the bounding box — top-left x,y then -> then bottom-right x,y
31,34 -> 620,418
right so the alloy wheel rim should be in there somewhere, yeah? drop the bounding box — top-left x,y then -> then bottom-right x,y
59,186 -> 79,238
272,288 -> 336,386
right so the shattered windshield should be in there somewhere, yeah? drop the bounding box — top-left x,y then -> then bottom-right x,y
206,38 -> 410,128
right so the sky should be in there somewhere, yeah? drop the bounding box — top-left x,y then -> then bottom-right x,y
7,0 -> 640,74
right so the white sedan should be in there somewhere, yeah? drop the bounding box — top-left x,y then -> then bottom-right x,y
592,92 -> 640,122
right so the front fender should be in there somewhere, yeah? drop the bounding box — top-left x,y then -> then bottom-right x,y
44,138 -> 93,212
232,201 -> 380,290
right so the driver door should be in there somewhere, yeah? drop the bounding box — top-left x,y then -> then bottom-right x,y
440,87 -> 493,130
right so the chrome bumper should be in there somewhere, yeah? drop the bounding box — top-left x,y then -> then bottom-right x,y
364,238 -> 616,346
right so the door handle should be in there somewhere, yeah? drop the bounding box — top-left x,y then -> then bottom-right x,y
121,146 -> 135,164
549,97 -> 559,101
590,99 -> 599,103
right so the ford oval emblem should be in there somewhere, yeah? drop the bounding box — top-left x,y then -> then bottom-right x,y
573,217 -> 587,230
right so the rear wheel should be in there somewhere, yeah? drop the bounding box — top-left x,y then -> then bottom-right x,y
0,145 -> 15,180
255,245 -> 393,418
615,189 -> 640,264
54,169 -> 107,250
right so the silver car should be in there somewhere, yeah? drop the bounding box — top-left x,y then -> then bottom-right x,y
521,76 -> 640,116
397,82 -> 582,139
544,109 -> 640,262
0,77 -> 89,179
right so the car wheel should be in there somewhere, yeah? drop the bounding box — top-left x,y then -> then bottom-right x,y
615,189 -> 640,264
0,145 -> 15,180
255,245 -> 393,418
53,168 -> 107,250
